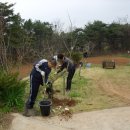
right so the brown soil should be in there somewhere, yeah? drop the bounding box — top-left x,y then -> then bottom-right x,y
11,56 -> 130,78
52,97 -> 76,107
58,110 -> 73,121
12,64 -> 33,78
83,56 -> 130,65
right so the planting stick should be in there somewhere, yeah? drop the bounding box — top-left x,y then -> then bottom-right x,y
63,75 -> 66,95
79,65 -> 82,78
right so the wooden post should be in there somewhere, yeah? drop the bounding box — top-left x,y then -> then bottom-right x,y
79,65 -> 82,78
63,74 -> 66,95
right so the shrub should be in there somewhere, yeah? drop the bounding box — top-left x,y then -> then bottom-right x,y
0,71 -> 27,112
71,52 -> 82,64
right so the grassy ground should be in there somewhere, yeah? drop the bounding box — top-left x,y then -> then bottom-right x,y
24,64 -> 130,116
1,56 -> 130,129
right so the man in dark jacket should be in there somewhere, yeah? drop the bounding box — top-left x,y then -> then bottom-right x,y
56,54 -> 76,92
23,58 -> 56,116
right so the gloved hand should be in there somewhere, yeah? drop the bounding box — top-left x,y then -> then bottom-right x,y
41,71 -> 45,76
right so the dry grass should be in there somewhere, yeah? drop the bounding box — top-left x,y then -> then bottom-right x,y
52,65 -> 130,114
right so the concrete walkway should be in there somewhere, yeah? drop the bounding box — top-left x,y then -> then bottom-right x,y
10,106 -> 130,130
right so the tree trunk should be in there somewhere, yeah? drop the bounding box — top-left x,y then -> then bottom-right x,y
0,16 -> 8,72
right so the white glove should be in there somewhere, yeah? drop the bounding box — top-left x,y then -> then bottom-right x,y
41,71 -> 45,76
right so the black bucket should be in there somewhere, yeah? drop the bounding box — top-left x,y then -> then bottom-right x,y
39,100 -> 52,116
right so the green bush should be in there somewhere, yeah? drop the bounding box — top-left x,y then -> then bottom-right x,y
0,71 -> 27,112
71,52 -> 82,64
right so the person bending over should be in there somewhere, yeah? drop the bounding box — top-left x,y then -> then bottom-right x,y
23,58 -> 56,116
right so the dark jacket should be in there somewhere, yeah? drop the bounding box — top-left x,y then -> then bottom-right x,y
57,57 -> 75,73
31,59 -> 51,85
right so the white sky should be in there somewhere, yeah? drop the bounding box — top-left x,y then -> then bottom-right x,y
1,0 -> 130,29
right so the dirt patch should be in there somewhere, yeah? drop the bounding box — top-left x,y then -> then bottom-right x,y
12,64 -> 32,78
11,56 -> 130,78
0,114 -> 14,130
51,97 -> 75,121
84,56 -> 130,65
52,97 -> 77,107
58,109 -> 73,121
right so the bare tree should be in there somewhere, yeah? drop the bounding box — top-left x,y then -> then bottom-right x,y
0,14 -> 8,72
61,12 -> 78,57
52,20 -> 64,34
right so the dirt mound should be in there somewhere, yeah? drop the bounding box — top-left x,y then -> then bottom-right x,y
52,97 -> 76,107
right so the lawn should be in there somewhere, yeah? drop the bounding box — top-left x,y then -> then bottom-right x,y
24,64 -> 130,115
1,57 -> 130,129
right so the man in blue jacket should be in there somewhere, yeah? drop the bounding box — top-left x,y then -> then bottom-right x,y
23,58 -> 56,116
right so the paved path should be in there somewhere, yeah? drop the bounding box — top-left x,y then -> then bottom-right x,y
10,106 -> 130,130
